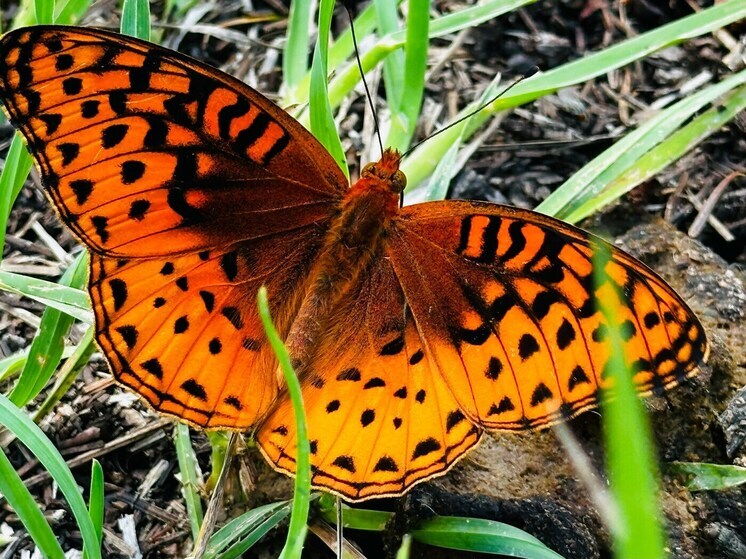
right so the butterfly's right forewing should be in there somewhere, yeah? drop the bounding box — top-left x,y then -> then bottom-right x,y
388,200 -> 708,432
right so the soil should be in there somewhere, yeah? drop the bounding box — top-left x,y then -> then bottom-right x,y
0,0 -> 744,558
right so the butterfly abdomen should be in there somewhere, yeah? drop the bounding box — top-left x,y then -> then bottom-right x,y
283,156 -> 403,373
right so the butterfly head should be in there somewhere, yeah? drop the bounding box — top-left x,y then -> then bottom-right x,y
361,148 -> 406,194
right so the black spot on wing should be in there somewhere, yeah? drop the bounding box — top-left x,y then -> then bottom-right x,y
180,379 -> 207,401
412,438 -> 441,459
373,456 -> 399,472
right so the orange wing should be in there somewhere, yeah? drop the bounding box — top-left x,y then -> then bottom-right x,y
388,200 -> 709,431
257,258 -> 481,501
259,201 -> 708,502
0,26 -> 346,257
0,26 -> 347,427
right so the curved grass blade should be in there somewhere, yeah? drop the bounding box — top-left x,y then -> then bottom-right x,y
9,252 -> 88,407
31,326 -> 95,424
309,0 -> 348,178
202,501 -> 291,559
375,0 -> 405,112
0,136 -> 33,261
83,459 -> 104,559
411,516 -> 565,558
258,286 -> 310,559
0,447 -> 64,559
592,245 -> 665,558
538,69 -> 746,221
121,0 -> 151,40
385,0 -> 429,152
175,423 -> 205,540
283,0 -> 313,97
0,393 -> 102,558
0,271 -> 92,324
400,0 -> 746,190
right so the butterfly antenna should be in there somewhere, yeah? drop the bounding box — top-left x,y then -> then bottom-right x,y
396,69 -> 537,164
344,4 -> 385,157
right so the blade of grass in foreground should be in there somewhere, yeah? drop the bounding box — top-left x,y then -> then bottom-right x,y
258,286 -> 311,559
0,393 -> 102,558
83,460 -> 104,559
120,0 -> 151,40
592,245 -> 665,558
0,447 -> 64,559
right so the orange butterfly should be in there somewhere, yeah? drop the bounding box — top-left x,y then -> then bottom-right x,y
0,26 -> 708,501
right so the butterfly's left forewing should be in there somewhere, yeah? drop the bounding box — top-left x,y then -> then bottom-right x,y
0,26 -> 348,428
0,26 -> 346,258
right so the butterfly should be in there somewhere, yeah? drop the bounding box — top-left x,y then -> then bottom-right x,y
0,26 -> 709,501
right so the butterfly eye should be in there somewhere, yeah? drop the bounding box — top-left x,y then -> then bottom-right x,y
361,162 -> 376,177
393,170 -> 407,191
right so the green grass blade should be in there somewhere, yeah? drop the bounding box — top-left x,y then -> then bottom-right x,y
401,0 -> 746,190
0,135 -> 33,261
318,499 -> 391,531
120,0 -> 151,40
375,0 -> 405,111
395,534 -> 412,559
290,0 -> 402,106
563,82 -> 746,223
203,501 -> 291,559
34,0 -> 55,24
0,271 -> 92,324
538,69 -> 746,220
385,0 -> 429,152
0,393 -> 102,558
309,0 -> 348,177
55,0 -> 96,25
257,286 -> 310,559
299,0 -> 534,127
83,459 -> 104,559
668,462 -> 746,491
9,252 -> 88,407
31,326 -> 95,424
0,448 -> 65,559
0,345 -> 77,384
592,246 -> 665,558
411,516 -> 565,558
174,423 -> 204,540
282,0 -> 313,97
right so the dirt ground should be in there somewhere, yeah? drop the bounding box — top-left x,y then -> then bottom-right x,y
0,0 -> 744,558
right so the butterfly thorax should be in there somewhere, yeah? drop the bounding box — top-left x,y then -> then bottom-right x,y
283,149 -> 405,375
